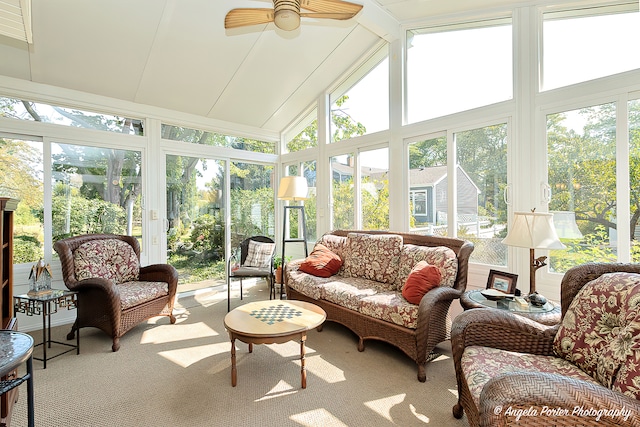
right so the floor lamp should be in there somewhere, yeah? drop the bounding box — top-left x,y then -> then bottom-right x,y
502,210 -> 565,303
278,176 -> 309,298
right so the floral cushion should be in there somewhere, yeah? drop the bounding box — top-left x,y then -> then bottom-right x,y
285,260 -> 332,300
462,346 -> 601,407
395,244 -> 458,291
118,281 -> 169,310
342,233 -> 403,287
357,291 -> 419,329
74,239 -> 139,284
322,276 -> 384,312
553,272 -> 640,399
318,234 -> 347,260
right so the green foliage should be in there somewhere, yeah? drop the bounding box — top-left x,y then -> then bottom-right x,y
167,253 -> 226,283
287,120 -> 318,152
13,235 -> 42,264
230,186 -> 275,241
362,175 -> 389,230
189,214 -> 224,260
331,95 -> 367,142
50,186 -> 126,240
549,226 -> 617,273
288,95 -> 368,150
273,255 -> 291,269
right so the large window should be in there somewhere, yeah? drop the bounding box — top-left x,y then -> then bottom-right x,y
285,162 -> 317,241
230,162 -> 274,241
166,155 -> 226,288
52,143 -> 143,242
408,136 -> 447,233
330,46 -> 389,142
456,124 -> 508,266
331,154 -> 354,230
285,108 -> 318,153
0,136 -> 44,264
547,103 -> 618,271
162,124 -> 275,154
406,18 -> 512,124
1,97 -> 143,135
360,147 -> 389,230
542,3 -> 640,91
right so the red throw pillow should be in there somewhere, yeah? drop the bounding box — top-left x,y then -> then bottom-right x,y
402,261 -> 442,305
299,244 -> 343,278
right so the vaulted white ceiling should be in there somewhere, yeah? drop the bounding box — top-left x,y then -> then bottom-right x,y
0,0 -> 517,134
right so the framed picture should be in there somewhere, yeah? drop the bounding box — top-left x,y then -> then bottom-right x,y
486,269 -> 518,294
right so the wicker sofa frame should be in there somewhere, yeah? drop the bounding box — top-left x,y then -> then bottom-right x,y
451,262 -> 640,427
54,234 -> 178,352
285,229 -> 474,382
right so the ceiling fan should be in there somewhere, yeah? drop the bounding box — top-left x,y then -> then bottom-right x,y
225,0 -> 363,32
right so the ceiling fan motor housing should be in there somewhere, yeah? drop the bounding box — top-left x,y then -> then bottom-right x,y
274,0 -> 301,30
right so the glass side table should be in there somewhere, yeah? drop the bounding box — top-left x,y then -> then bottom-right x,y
14,289 -> 79,369
0,331 -> 34,427
460,289 -> 562,326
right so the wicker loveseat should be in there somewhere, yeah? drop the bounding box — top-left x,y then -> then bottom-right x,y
452,263 -> 640,427
285,230 -> 474,382
54,234 -> 178,352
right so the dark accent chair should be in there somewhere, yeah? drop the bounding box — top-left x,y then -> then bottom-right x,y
227,236 -> 275,311
452,263 -> 640,427
54,234 -> 178,352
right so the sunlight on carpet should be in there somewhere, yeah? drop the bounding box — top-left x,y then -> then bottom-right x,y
159,342 -> 230,368
290,408 -> 350,427
365,393 -> 407,421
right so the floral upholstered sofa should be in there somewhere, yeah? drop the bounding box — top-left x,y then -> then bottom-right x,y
285,230 -> 474,381
452,263 -> 640,427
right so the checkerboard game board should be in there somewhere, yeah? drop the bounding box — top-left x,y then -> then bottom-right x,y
249,304 -> 303,325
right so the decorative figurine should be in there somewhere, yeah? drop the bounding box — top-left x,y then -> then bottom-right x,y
28,259 -> 53,296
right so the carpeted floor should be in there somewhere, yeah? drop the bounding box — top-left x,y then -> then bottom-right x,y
12,282 -> 470,427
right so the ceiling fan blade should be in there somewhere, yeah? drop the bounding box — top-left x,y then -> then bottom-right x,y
224,9 -> 275,29
299,12 -> 360,20
300,0 -> 363,16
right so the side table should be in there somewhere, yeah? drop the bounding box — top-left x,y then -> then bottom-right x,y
0,331 -> 34,427
14,289 -> 79,369
460,289 -> 561,326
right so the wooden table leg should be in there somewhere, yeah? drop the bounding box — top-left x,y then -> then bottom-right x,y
230,337 -> 237,387
300,333 -> 307,389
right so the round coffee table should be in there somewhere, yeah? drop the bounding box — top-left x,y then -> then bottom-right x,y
461,290 -> 561,326
223,300 -> 326,388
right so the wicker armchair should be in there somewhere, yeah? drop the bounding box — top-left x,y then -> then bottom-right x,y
451,263 -> 640,427
54,234 -> 178,352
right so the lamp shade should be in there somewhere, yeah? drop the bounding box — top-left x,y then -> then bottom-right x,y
278,176 -> 308,201
502,211 -> 566,250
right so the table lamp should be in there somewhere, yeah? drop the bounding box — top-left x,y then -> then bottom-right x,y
502,210 -> 565,301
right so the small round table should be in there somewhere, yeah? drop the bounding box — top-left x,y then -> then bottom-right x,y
0,331 -> 35,427
461,290 -> 562,326
224,300 -> 326,388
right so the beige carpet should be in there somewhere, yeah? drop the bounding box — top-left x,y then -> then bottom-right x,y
12,283 -> 470,427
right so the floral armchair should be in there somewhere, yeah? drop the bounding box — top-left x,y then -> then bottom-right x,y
451,263 -> 640,427
54,234 -> 178,352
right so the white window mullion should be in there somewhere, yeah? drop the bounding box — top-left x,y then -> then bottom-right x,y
617,94 -> 631,262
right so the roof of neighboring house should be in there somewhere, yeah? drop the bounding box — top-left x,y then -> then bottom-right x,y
409,165 -> 447,186
331,162 -> 389,178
